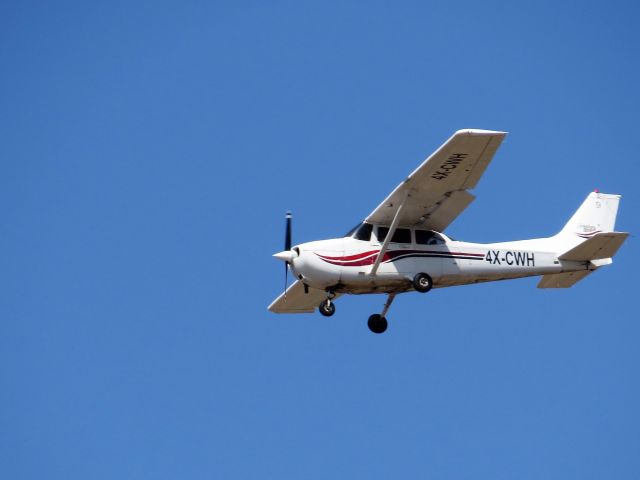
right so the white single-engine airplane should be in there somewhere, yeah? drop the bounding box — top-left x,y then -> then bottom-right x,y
269,129 -> 628,334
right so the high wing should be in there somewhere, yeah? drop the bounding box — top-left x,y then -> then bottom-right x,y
365,129 -> 507,230
268,280 -> 341,314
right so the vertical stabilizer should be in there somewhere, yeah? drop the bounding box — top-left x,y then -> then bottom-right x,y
553,192 -> 621,251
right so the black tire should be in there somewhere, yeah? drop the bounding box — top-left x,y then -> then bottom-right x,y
413,272 -> 433,293
367,314 -> 388,334
318,300 -> 336,317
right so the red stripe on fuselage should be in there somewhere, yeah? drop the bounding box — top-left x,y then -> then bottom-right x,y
315,249 -> 484,266
315,250 -> 380,261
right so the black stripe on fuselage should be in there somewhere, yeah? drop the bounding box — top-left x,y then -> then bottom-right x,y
387,253 -> 485,263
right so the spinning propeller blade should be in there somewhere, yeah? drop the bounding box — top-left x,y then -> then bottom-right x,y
285,211 -> 292,251
284,212 -> 292,298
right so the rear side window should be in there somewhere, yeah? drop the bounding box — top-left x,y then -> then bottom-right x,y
416,230 -> 445,245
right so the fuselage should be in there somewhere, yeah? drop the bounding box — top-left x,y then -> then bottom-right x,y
288,225 -> 589,295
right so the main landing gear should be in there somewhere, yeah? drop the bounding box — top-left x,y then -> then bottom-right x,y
319,272 -> 434,333
367,314 -> 388,334
412,272 -> 433,293
367,272 -> 433,334
368,293 -> 395,334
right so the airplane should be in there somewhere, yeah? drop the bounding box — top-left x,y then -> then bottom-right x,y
268,129 -> 628,334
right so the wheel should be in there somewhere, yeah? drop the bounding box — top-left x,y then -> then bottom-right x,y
367,314 -> 388,334
413,272 -> 433,293
318,299 -> 336,317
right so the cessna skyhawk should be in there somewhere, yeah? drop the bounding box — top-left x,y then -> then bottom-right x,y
269,129 -> 627,334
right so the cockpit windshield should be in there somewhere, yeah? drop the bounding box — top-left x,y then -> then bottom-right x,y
345,222 -> 373,241
344,223 -> 360,237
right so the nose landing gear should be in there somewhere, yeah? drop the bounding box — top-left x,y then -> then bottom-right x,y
318,290 -> 337,317
318,298 -> 335,317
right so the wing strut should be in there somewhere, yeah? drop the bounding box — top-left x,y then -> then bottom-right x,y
370,191 -> 409,275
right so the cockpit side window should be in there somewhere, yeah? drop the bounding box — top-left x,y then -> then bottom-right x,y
415,229 -> 445,245
391,228 -> 411,243
354,223 -> 373,241
376,226 -> 411,244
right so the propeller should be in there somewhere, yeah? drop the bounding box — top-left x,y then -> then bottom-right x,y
284,211 -> 292,295
285,211 -> 292,251
273,212 -> 299,299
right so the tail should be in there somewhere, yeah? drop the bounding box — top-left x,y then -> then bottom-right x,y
538,191 -> 627,288
553,191 -> 622,251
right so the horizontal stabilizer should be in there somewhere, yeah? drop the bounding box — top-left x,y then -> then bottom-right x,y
559,232 -> 628,262
537,271 -> 592,288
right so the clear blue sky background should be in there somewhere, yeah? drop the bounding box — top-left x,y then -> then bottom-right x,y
2,1 -> 639,478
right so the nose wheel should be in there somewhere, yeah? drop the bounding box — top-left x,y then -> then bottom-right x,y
318,298 -> 336,317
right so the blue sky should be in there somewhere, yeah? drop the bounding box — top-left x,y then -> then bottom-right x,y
2,1 -> 639,478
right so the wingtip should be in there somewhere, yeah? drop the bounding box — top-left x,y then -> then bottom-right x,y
455,128 -> 508,136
